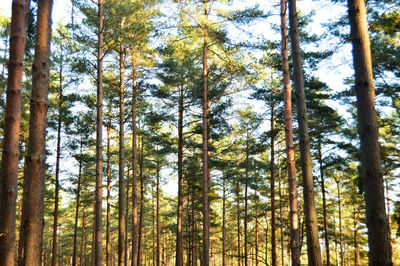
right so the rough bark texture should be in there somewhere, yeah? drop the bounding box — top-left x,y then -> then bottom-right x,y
118,44 -> 126,266
94,0 -> 104,264
176,83 -> 184,266
288,0 -> 322,264
347,0 -> 392,264
0,0 -> 27,264
131,58 -> 138,266
280,1 -> 300,264
21,0 -> 53,264
201,1 -> 210,265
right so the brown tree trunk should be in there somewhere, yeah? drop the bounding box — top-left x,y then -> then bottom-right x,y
125,169 -> 130,265
94,0 -> 104,264
244,129 -> 250,266
317,142 -> 330,266
236,180 -> 241,266
278,168 -> 285,266
72,140 -> 83,266
255,192 -> 259,266
201,1 -> 210,265
353,206 -> 360,266
270,98 -> 277,266
137,136 -> 144,266
21,0 -> 54,263
222,176 -> 226,266
152,183 -> 155,266
118,43 -> 127,266
156,162 -> 161,266
131,57 -> 139,266
0,0 -> 27,263
176,82 -> 184,266
80,207 -> 86,266
279,1 -> 300,264
106,122 -> 112,266
385,179 -> 393,262
51,46 -> 64,266
347,0 -> 392,264
335,179 -> 344,266
288,0 -> 321,264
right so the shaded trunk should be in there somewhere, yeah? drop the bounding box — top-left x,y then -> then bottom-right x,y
222,176 -> 226,266
270,99 -> 276,266
336,179 -> 343,266
106,122 -> 112,266
353,206 -> 359,266
244,130 -> 249,266
118,43 -> 126,266
347,0 -> 392,264
279,1 -> 300,264
317,142 -> 330,266
94,0 -> 104,264
278,168 -> 284,266
288,0 -> 321,264
156,163 -> 161,266
137,136 -> 145,266
385,179 -> 393,262
201,1 -> 210,265
125,169 -> 130,265
80,208 -> 86,266
255,192 -> 259,266
51,46 -> 64,266
21,0 -> 54,263
0,0 -> 28,263
236,180 -> 241,266
152,183 -> 155,266
72,140 -> 83,266
176,82 -> 184,266
131,57 -> 138,266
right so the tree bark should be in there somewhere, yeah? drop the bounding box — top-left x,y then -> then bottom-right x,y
106,122 -> 112,266
236,180 -> 241,266
353,206 -> 360,266
270,98 -> 277,266
255,192 -> 259,266
0,0 -> 27,264
118,43 -> 127,266
51,44 -> 64,266
222,175 -> 226,266
278,168 -> 285,266
176,82 -> 184,266
288,0 -> 321,264
131,57 -> 139,266
201,1 -> 210,265
280,1 -> 300,264
137,136 -> 144,266
21,0 -> 53,264
347,0 -> 392,264
156,161 -> 161,266
94,0 -> 104,264
72,140 -> 83,266
335,179 -> 344,266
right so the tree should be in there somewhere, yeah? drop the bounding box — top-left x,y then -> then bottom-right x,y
0,0 -> 28,264
347,0 -> 393,264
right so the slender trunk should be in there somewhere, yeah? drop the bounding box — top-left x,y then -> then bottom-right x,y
336,180 -> 343,266
244,130 -> 249,266
152,183 -> 155,266
156,162 -> 161,266
0,0 -> 27,263
51,46 -> 64,266
131,57 -> 138,266
201,1 -> 210,265
255,192 -> 259,266
125,169 -> 130,265
385,179 -> 393,262
317,142 -> 330,266
80,208 -> 86,266
236,180 -> 241,266
347,0 -> 392,264
137,137 -> 144,266
279,1 -> 300,264
72,141 -> 83,266
176,82 -> 184,266
288,0 -> 321,264
222,175 -> 226,266
119,43 -> 127,266
278,169 -> 284,266
22,0 -> 54,263
94,0 -> 104,264
270,99 -> 277,266
265,220 -> 268,265
106,122 -> 112,266
353,206 -> 359,266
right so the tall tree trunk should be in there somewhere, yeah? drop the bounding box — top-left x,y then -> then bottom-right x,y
106,122 -> 112,266
94,0 -> 104,264
270,98 -> 277,266
118,43 -> 127,266
201,1 -> 210,265
288,0 -> 321,264
317,141 -> 330,266
125,169 -> 130,266
347,0 -> 392,264
278,168 -> 285,266
222,175 -> 226,266
176,82 -> 184,266
255,192 -> 259,266
236,180 -> 241,266
72,140 -> 83,266
0,0 -> 27,263
152,183 -> 155,266
21,0 -> 53,264
51,45 -> 64,266
353,206 -> 359,266
335,179 -> 344,266
156,162 -> 161,266
385,179 -> 393,262
137,136 -> 144,266
279,1 -> 300,264
131,57 -> 138,266
80,207 -> 86,266
244,129 -> 249,266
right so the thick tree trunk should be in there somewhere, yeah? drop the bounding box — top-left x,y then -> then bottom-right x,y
131,57 -> 139,266
201,1 -> 210,265
347,0 -> 392,264
106,122 -> 112,266
270,99 -> 277,266
279,1 -> 300,264
0,0 -> 27,263
21,0 -> 53,264
317,142 -> 330,266
94,0 -> 104,264
72,141 -> 83,266
176,83 -> 184,266
118,43 -> 127,266
51,47 -> 64,266
288,0 -> 322,264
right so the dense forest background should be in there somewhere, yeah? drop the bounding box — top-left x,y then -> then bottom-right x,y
0,0 -> 399,265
